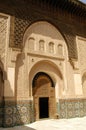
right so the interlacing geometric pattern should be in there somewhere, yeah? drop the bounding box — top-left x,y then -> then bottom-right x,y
3,100 -> 34,127
0,16 -> 7,62
14,17 -> 30,47
13,15 -> 78,60
58,99 -> 86,119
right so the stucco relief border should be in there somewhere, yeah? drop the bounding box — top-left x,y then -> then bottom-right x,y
0,13 -> 10,69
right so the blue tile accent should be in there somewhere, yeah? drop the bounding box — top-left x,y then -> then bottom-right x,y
2,100 -> 35,127
57,98 -> 86,119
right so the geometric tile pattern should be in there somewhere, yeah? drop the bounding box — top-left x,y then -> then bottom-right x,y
2,98 -> 86,127
3,100 -> 34,127
57,98 -> 86,119
0,102 -> 3,127
13,17 -> 29,48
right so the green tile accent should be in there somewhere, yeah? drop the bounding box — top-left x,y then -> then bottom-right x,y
57,98 -> 86,119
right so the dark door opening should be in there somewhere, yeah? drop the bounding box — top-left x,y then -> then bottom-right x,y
39,97 -> 49,119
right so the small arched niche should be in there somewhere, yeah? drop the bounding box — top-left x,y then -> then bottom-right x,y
49,42 -> 54,53
23,21 -> 68,57
28,37 -> 35,50
58,44 -> 63,55
39,40 -> 45,51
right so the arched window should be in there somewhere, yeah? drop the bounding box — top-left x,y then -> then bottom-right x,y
49,42 -> 54,53
39,40 -> 45,51
58,44 -> 63,55
28,37 -> 35,50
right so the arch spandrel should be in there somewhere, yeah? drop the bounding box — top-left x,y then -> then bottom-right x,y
23,21 -> 68,50
29,60 -> 63,81
23,21 -> 69,64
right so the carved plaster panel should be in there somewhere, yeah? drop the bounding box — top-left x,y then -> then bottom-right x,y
0,16 -> 7,62
0,14 -> 10,67
25,38 -> 65,59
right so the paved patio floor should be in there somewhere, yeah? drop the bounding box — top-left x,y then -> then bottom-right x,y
1,117 -> 86,130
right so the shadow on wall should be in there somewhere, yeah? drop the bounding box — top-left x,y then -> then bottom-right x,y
0,60 -> 15,127
0,60 -> 6,127
0,60 -> 35,128
10,53 -> 34,127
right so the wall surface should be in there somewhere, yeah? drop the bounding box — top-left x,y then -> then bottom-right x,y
0,1 -> 86,127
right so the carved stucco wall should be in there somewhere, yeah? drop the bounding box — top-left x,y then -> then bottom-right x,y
0,14 -> 10,127
9,10 -> 81,60
0,15 -> 8,64
77,37 -> 86,96
77,38 -> 86,73
15,53 -> 29,100
0,6 -> 85,127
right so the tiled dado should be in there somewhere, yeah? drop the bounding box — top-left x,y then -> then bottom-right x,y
0,101 -> 4,127
2,98 -> 86,127
57,98 -> 86,119
3,100 -> 34,127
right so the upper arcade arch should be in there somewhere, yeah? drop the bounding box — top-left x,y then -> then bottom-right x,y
23,21 -> 69,58
23,21 -> 66,43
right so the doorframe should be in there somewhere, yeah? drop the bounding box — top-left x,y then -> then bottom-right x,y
39,97 -> 49,119
32,72 -> 56,120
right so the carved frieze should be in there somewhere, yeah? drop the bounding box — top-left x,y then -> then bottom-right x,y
12,14 -> 78,60
0,15 -> 8,64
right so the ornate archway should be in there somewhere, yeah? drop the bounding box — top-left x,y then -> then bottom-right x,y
32,72 -> 56,120
23,21 -> 68,122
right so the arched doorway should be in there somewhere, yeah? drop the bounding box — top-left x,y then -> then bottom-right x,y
32,72 -> 56,120
23,21 -> 68,122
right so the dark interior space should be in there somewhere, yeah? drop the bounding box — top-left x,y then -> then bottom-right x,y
39,97 -> 49,119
